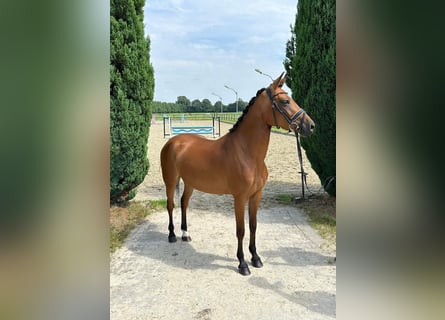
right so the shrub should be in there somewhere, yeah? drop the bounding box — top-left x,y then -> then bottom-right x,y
285,0 -> 336,196
110,0 -> 154,202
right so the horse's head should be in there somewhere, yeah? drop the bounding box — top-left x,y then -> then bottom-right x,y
265,73 -> 315,137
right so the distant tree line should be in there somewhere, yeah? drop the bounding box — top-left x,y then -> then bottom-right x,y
152,96 -> 248,113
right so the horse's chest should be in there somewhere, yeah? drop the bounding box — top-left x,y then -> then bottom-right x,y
237,165 -> 267,188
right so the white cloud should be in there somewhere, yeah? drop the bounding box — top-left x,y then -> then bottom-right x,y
144,0 -> 297,103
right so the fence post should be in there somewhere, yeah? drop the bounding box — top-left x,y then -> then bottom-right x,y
212,117 -> 215,137
163,115 -> 171,138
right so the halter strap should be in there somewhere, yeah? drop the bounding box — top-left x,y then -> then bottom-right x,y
266,87 -> 306,131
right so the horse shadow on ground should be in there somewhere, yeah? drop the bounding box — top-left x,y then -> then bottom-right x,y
261,246 -> 336,267
127,226 -> 335,273
127,229 -> 239,274
126,226 -> 335,317
248,276 -> 336,318
250,246 -> 335,317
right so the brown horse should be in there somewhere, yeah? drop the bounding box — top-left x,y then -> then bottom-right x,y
160,73 -> 315,275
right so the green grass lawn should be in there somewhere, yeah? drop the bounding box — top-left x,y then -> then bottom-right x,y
110,200 -> 166,253
275,193 -> 336,244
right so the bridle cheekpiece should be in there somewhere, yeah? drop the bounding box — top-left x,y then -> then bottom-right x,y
265,87 -> 306,132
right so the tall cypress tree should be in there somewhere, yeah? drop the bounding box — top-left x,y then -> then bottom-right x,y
110,0 -> 154,202
285,0 -> 336,196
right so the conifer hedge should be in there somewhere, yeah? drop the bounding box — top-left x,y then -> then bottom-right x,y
110,0 -> 154,202
285,0 -> 336,196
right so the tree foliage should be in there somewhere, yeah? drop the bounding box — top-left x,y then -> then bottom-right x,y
285,0 -> 336,196
110,0 -> 154,202
201,99 -> 213,111
176,96 -> 190,107
152,96 -> 248,114
151,101 -> 184,113
226,99 -> 247,112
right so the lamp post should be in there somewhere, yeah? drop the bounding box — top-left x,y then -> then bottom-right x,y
211,92 -> 223,113
254,68 -> 274,81
224,84 -> 238,113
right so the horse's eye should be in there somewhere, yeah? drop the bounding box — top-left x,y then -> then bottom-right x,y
281,100 -> 290,105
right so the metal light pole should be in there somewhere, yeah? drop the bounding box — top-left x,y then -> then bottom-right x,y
254,68 -> 274,81
224,85 -> 238,113
211,92 -> 223,113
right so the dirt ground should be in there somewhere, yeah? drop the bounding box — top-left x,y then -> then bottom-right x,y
110,120 -> 336,319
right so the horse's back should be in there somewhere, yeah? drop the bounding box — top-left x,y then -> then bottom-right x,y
164,133 -> 219,153
166,133 -> 210,145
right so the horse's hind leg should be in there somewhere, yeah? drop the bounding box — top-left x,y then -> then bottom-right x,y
180,184 -> 194,242
161,143 -> 180,243
162,170 -> 179,243
166,180 -> 178,243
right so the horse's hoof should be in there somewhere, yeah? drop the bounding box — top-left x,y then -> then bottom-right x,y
181,236 -> 192,242
168,235 -> 177,243
238,263 -> 251,276
251,257 -> 263,268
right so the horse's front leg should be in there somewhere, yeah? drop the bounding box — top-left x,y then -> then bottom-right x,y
234,196 -> 250,276
248,190 -> 263,268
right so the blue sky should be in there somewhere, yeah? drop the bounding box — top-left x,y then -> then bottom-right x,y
144,0 -> 298,104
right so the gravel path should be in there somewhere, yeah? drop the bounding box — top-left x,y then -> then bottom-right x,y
110,119 -> 336,319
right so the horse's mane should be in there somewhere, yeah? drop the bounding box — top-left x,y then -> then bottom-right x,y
229,88 -> 266,133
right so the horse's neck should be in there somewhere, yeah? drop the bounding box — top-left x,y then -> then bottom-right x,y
229,106 -> 271,162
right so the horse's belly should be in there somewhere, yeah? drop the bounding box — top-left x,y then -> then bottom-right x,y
181,174 -> 228,195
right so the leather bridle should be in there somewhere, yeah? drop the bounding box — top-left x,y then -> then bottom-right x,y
266,86 -> 310,199
266,87 -> 306,132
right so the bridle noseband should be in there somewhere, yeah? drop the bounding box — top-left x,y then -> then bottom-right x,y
266,87 -> 306,132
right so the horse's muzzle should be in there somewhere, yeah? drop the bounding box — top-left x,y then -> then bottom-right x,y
295,120 -> 315,137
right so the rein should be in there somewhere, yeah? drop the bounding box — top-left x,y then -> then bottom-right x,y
266,87 -> 308,199
294,130 -> 308,199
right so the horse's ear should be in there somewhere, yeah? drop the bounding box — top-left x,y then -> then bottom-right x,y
279,73 -> 287,87
272,72 -> 285,89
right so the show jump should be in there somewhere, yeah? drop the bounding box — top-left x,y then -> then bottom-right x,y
163,115 -> 221,138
